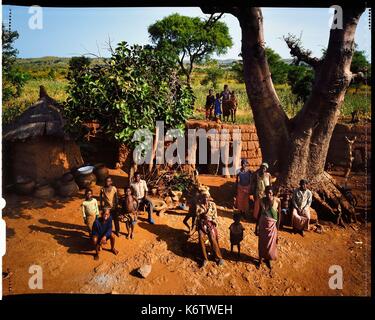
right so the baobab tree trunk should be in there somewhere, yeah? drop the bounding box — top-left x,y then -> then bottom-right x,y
201,5 -> 366,222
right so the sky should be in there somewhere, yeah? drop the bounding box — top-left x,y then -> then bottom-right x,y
1,5 -> 371,61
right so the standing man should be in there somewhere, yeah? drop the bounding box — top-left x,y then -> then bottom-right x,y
131,172 -> 155,224
205,89 -> 215,120
291,179 -> 312,236
100,177 -> 120,237
220,84 -> 231,122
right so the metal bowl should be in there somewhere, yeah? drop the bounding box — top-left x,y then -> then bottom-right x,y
77,165 -> 95,175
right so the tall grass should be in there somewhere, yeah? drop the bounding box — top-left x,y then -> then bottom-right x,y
191,81 -> 371,124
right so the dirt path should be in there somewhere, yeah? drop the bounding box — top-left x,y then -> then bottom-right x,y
2,171 -> 371,296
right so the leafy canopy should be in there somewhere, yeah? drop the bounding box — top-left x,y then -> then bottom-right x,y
2,24 -> 28,102
64,42 -> 195,146
148,13 -> 233,82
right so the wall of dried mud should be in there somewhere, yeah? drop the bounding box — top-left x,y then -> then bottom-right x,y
186,120 -> 371,171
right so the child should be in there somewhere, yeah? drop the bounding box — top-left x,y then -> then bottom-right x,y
100,176 -> 120,236
229,212 -> 245,259
121,186 -> 138,239
280,193 -> 291,228
214,93 -> 222,121
205,89 -> 215,120
81,188 -> 99,235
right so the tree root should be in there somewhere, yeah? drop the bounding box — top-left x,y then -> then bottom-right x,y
309,172 -> 357,224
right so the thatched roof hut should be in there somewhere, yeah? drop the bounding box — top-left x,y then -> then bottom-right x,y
3,86 -> 83,183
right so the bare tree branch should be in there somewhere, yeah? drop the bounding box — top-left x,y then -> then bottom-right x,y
284,34 -> 321,69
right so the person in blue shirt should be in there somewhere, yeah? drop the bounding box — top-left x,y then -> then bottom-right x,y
214,93 -> 222,121
92,207 -> 119,260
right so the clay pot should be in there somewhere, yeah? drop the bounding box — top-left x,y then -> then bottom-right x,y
58,180 -> 79,197
61,172 -> 74,183
34,184 -> 55,199
93,163 -> 109,182
15,177 -> 35,195
75,173 -> 96,189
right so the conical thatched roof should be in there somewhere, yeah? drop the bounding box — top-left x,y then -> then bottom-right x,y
3,86 -> 68,142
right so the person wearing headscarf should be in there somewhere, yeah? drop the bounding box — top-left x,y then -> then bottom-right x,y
235,159 -> 252,215
253,162 -> 272,220
291,179 -> 312,236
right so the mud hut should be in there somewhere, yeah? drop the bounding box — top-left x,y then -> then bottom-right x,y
3,86 -> 83,184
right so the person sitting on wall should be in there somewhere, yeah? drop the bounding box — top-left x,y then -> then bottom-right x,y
291,179 -> 312,236
196,191 -> 224,268
131,172 -> 155,224
91,207 -> 119,260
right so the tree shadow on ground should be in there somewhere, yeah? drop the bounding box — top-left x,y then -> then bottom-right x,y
220,248 -> 259,266
3,193 -> 85,220
138,222 -> 201,264
29,220 -> 94,256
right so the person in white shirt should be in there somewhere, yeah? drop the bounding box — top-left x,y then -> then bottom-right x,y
292,179 -> 312,236
130,172 -> 155,224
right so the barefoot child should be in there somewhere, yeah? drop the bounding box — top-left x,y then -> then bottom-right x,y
91,207 -> 119,260
214,93 -> 222,121
81,188 -> 99,235
100,177 -> 120,237
121,186 -> 138,239
229,212 -> 245,259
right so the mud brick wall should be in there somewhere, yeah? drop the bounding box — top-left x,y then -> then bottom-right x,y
186,121 -> 262,171
187,120 -> 371,172
326,123 -> 371,169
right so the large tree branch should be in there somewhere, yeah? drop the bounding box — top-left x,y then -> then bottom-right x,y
283,34 -> 321,69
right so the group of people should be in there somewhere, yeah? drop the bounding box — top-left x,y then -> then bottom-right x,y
183,160 -> 313,269
205,84 -> 238,123
235,160 -> 313,268
81,172 -> 154,260
80,161 -> 312,269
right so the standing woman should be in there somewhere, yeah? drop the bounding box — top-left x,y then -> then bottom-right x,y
235,159 -> 252,216
257,186 -> 281,270
253,163 -> 272,221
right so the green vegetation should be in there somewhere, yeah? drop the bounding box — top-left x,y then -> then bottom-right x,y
2,55 -> 371,126
64,42 -> 195,145
148,13 -> 233,84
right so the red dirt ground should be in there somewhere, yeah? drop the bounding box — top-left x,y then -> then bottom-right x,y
2,169 -> 371,296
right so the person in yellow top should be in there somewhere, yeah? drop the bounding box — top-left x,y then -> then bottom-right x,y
100,177 -> 119,237
81,188 -> 99,235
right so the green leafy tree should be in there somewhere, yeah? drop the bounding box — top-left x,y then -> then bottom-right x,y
265,48 -> 289,84
2,24 -> 27,102
148,13 -> 233,84
230,48 -> 289,84
287,65 -> 314,103
200,60 -> 224,89
64,42 -> 195,147
67,56 -> 91,79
